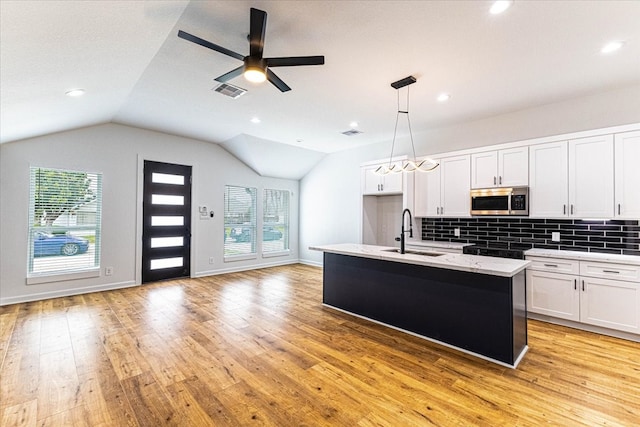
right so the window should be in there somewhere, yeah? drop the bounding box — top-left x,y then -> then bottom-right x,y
224,185 -> 257,259
28,167 -> 102,279
263,189 -> 290,255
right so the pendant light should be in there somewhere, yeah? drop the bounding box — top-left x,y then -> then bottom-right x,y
375,76 -> 439,175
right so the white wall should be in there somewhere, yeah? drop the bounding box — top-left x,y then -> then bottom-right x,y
299,84 -> 640,264
0,123 -> 299,304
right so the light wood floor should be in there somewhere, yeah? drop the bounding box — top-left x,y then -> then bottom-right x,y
1,264 -> 639,426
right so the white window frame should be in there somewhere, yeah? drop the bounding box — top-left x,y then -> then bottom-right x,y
262,188 -> 290,257
26,166 -> 102,284
224,185 -> 258,261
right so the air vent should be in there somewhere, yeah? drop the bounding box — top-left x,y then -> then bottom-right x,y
213,83 -> 247,99
341,129 -> 363,136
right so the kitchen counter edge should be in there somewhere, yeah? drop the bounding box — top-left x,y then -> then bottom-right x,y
310,243 -> 529,277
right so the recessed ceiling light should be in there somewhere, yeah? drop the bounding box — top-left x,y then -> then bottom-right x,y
250,117 -> 261,124
490,0 -> 513,15
601,40 -> 625,54
349,121 -> 359,128
65,89 -> 85,97
437,93 -> 451,102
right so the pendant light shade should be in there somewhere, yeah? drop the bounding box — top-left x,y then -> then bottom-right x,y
375,76 -> 439,175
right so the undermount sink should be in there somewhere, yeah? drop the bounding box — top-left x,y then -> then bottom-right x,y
382,248 -> 445,257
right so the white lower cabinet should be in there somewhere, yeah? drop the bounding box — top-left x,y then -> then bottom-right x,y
580,276 -> 639,333
526,269 -> 580,321
526,256 -> 640,334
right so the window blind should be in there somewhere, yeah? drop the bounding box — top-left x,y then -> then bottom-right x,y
28,167 -> 102,276
224,185 -> 257,258
263,189 -> 289,253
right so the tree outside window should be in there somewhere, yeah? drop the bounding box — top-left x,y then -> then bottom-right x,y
28,167 -> 102,276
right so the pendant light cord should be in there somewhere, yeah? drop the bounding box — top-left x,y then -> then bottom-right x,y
376,75 -> 440,175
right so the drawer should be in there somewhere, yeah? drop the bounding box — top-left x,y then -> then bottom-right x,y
525,256 -> 580,274
580,261 -> 640,282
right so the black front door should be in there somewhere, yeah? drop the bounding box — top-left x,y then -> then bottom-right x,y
142,161 -> 192,283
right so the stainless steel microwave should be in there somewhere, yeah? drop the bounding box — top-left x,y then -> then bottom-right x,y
470,186 -> 529,216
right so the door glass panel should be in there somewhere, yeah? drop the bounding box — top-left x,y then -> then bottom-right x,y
152,173 -> 184,185
151,216 -> 184,226
150,257 -> 183,270
150,237 -> 184,248
152,194 -> 184,205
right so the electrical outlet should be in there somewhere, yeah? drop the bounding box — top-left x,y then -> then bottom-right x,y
454,228 -> 460,237
105,266 -> 113,276
551,232 -> 560,242
209,257 -> 214,264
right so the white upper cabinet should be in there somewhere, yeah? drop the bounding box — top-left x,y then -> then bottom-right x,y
568,135 -> 614,218
614,130 -> 640,218
415,155 -> 470,217
414,160 -> 440,217
471,147 -> 528,189
530,136 -> 614,218
362,164 -> 403,195
529,141 -> 569,217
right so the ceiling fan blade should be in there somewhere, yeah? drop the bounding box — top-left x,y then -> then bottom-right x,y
249,8 -> 267,58
214,66 -> 244,83
266,69 -> 291,92
266,56 -> 325,67
178,30 -> 244,61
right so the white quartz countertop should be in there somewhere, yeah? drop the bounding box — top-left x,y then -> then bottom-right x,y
525,248 -> 640,265
310,243 -> 530,277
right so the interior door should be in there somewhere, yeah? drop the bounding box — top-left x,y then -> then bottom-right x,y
142,160 -> 192,283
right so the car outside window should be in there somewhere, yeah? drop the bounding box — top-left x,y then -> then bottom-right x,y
28,167 -> 102,277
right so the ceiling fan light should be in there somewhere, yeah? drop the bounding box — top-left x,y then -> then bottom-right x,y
244,67 -> 266,83
490,0 -> 513,15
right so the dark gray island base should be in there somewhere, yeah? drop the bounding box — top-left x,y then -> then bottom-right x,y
323,252 -> 528,367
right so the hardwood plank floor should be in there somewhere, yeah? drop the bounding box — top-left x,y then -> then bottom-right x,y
1,264 -> 639,426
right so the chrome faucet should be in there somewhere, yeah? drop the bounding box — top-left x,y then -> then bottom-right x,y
395,208 -> 413,254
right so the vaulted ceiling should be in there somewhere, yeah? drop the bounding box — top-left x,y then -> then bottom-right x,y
2,1 -> 639,179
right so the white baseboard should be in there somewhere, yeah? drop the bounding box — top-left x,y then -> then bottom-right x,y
194,259 -> 299,277
299,258 -> 323,268
0,280 -> 138,306
528,313 -> 640,343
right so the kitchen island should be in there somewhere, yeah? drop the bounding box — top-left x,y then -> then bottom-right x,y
310,244 -> 531,368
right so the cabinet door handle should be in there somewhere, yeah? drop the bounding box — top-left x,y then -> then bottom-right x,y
618,204 -> 621,215
603,270 -> 620,274
582,280 -> 585,291
570,204 -> 574,215
493,176 -> 497,185
499,176 -> 502,185
563,204 -> 566,215
574,279 -> 577,290
381,184 -> 384,191
441,206 -> 444,215
544,263 -> 558,267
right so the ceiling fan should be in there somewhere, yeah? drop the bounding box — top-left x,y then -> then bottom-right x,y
178,7 -> 325,92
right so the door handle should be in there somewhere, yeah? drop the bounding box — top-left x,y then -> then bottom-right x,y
582,280 -> 585,291
499,176 -> 502,185
574,279 -> 577,290
563,204 -> 566,215
493,176 -> 497,185
570,204 -> 574,215
618,204 -> 621,215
